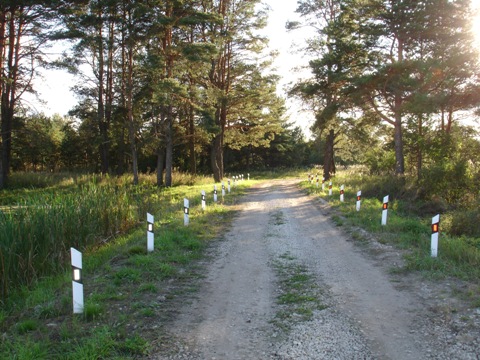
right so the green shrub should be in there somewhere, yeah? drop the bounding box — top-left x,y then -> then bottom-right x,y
419,160 -> 473,204
442,209 -> 480,238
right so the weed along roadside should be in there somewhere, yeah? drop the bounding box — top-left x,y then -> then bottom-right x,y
0,172 -> 252,359
301,168 -> 480,286
3,169 -> 479,358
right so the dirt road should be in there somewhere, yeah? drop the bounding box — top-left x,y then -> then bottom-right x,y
152,180 -> 480,359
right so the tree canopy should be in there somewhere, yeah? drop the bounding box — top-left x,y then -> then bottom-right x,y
2,0 -> 480,188
289,0 -> 480,179
0,0 -> 295,188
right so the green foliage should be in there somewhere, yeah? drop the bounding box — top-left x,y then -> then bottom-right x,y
442,210 -> 480,239
0,171 -> 245,302
419,160 -> 472,203
0,180 -> 138,300
290,0 -> 480,179
364,148 -> 396,175
119,334 -> 150,356
83,302 -> 104,322
15,319 -> 40,334
0,170 -> 245,358
10,114 -> 83,173
302,169 -> 480,280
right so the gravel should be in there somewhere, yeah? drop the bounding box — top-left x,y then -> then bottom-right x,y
149,179 -> 480,360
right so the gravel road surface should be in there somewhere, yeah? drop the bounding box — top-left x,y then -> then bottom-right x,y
151,179 -> 480,359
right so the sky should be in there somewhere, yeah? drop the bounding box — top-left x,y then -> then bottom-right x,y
24,0 -> 480,137
24,0 -> 315,135
260,0 -> 316,135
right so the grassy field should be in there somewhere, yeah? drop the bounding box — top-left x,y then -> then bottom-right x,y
1,168 -> 479,358
0,171 -> 252,359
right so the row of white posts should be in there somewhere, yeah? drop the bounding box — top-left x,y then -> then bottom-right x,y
309,176 -> 441,259
70,175 -> 250,314
150,177 -> 248,250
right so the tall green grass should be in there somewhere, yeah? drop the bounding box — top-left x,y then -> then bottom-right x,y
0,183 -> 140,300
0,171 -> 248,359
0,171 -> 242,302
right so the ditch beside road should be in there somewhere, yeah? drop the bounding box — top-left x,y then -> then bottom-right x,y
150,179 -> 480,359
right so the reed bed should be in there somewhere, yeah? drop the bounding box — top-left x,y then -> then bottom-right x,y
0,183 -> 140,300
0,171 -> 222,302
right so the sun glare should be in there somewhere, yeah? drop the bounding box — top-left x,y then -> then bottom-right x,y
472,0 -> 480,49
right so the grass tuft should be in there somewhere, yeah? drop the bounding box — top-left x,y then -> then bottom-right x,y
271,253 -> 327,331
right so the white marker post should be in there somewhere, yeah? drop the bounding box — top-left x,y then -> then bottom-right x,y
322,177 -> 325,191
222,182 -> 225,198
201,190 -> 206,210
316,175 -> 319,188
356,191 -> 362,211
340,185 -> 345,202
147,213 -> 154,252
228,179 -> 231,193
71,247 -> 84,314
381,195 -> 389,226
248,173 -> 250,181
329,181 -> 333,196
214,185 -> 218,202
184,198 -> 189,226
233,176 -> 236,188
431,214 -> 440,258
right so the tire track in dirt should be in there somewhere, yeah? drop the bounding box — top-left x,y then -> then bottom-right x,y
151,179 -> 478,359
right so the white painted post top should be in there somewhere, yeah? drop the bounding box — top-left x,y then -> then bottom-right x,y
184,198 -> 189,208
147,213 -> 154,224
432,214 -> 440,224
71,247 -> 82,269
357,190 -> 361,196
383,195 -> 389,203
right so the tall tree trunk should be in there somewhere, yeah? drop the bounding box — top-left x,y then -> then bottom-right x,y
165,105 -> 173,187
393,114 -> 405,175
394,37 -> 405,175
417,116 -> 423,182
211,133 -> 223,182
0,6 -> 21,188
446,104 -> 453,134
96,14 -> 109,175
188,102 -> 196,174
162,2 -> 175,187
211,102 -> 226,182
116,125 -> 126,175
323,129 -> 335,181
156,146 -> 165,186
0,106 -> 13,188
126,80 -> 138,184
0,10 -> 5,189
208,0 -> 231,183
124,5 -> 138,185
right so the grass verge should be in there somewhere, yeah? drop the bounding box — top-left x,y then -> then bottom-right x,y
0,173 -> 252,359
299,168 -> 480,305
